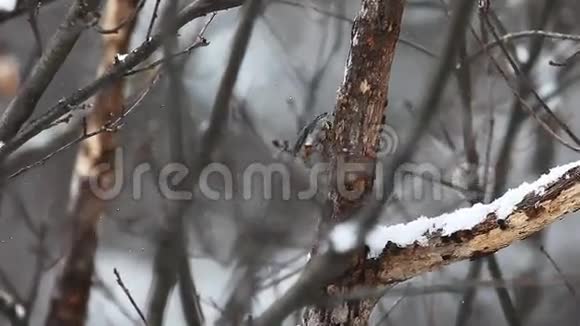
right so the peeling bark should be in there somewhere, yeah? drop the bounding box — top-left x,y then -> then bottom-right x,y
304,161 -> 580,325
307,162 -> 580,308
362,164 -> 580,286
44,0 -> 138,325
329,0 -> 404,219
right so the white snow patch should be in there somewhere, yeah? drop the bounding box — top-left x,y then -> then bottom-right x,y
341,55 -> 353,85
0,0 -> 16,12
115,53 -> 128,62
365,160 -> 580,258
0,140 -> 4,149
14,304 -> 25,319
515,45 -> 530,63
329,222 -> 360,253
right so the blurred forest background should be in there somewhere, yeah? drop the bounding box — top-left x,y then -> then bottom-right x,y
0,0 -> 580,325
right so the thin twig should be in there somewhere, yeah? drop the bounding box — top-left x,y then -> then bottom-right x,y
374,286 -> 409,326
538,246 -> 580,305
125,13 -> 216,77
455,259 -> 483,326
470,26 -> 580,152
146,0 -> 162,41
0,0 -> 245,163
296,1 -> 343,129
114,268 -> 148,325
22,2 -> 43,78
468,30 -> 580,63
481,15 -> 580,151
8,72 -> 160,179
156,2 -> 208,325
93,272 -> 141,323
199,0 -> 263,161
550,49 -> 580,67
193,0 -> 265,324
0,0 -> 102,143
455,3 -> 558,323
487,256 -> 521,326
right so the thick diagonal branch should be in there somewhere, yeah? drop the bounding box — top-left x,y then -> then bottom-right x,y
359,162 -> 580,287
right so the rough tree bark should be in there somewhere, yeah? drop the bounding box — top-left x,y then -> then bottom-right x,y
331,161 -> 580,287
304,0 -> 405,325
44,0 -> 138,325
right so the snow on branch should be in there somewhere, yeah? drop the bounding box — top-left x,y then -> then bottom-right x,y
327,160 -> 580,287
351,159 -> 580,286
366,160 -> 580,257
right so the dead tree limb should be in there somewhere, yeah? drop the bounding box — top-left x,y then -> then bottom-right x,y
269,159 -> 580,326
354,161 -> 580,287
43,0 -> 138,324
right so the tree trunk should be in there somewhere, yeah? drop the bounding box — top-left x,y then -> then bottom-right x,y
44,0 -> 138,324
304,0 -> 405,325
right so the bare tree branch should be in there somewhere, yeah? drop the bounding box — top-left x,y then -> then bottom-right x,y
481,12 -> 580,152
256,150 -> 580,326
468,30 -> 580,63
6,71 -> 160,179
22,3 -> 43,78
0,0 -> 101,142
145,0 -> 162,41
195,0 -> 266,324
0,0 -> 245,164
273,160 -> 580,320
114,268 -> 148,325
145,2 -> 212,326
487,255 -> 521,326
